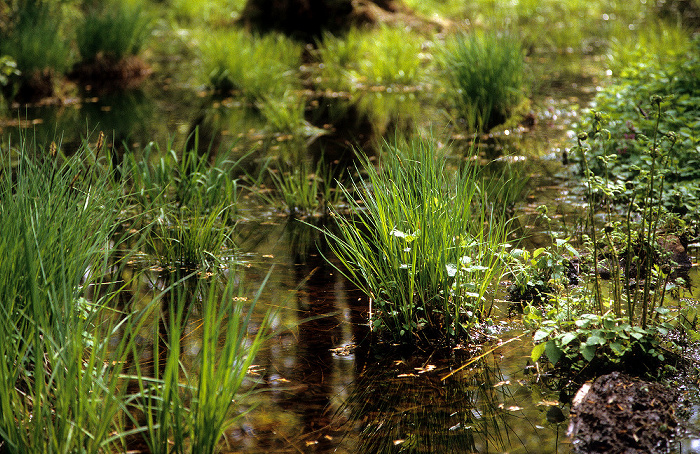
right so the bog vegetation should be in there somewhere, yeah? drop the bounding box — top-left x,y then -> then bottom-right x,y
1,0 -> 699,452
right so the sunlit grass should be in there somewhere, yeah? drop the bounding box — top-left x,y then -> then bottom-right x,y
123,133 -> 245,217
441,31 -> 526,131
0,137 -> 135,452
132,270 -> 272,454
170,0 -> 247,25
324,137 -> 514,346
0,135 -> 273,453
607,21 -> 692,76
198,28 -> 303,102
317,25 -> 428,92
266,158 -> 344,218
147,205 -> 234,271
76,1 -> 152,62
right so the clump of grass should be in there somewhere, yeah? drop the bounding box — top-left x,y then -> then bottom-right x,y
123,132 -> 244,217
199,29 -> 303,101
607,21 -> 691,77
317,25 -> 427,92
323,138 -> 513,346
148,205 -> 234,271
0,135 -> 273,453
0,0 -> 72,99
76,1 -> 152,63
0,136 -> 137,452
441,31 -> 527,131
266,158 -> 343,218
132,269 -> 272,454
259,90 -> 326,138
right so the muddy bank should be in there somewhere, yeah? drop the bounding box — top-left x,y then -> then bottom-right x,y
567,372 -> 678,454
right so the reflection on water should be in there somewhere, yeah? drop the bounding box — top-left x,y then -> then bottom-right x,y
203,221 -> 572,453
101,216 -> 700,453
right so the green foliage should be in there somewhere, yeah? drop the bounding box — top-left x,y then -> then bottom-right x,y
0,0 -> 73,74
506,224 -> 579,305
574,105 -> 689,326
133,271 -> 271,454
323,138 -> 513,346
526,90 -> 694,375
0,136 -> 272,453
607,22 -> 691,77
123,133 -> 244,218
528,310 -> 674,377
441,31 -> 526,131
0,55 -> 20,86
199,29 -> 302,101
266,158 -> 343,218
316,26 -> 427,91
147,205 -> 234,271
577,36 -> 700,221
76,1 -> 152,62
0,137 -> 133,452
169,0 -> 246,25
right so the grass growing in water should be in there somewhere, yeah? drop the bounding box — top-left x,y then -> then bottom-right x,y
124,132 -> 245,217
199,28 -> 302,101
76,1 -> 152,63
441,31 -> 527,131
0,138 -> 136,452
0,137 -> 271,453
266,158 -> 343,218
131,270 -> 272,453
324,138 -> 513,347
316,25 -> 428,91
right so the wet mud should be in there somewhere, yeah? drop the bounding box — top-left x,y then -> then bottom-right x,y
567,372 -> 678,454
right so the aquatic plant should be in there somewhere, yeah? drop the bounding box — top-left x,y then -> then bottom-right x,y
132,270 -> 271,454
316,25 -> 427,92
259,90 -> 326,139
124,132 -> 244,217
0,55 -> 19,87
527,101 -> 689,378
148,204 -> 234,271
0,135 -> 272,453
0,0 -> 72,99
0,136 -> 137,452
76,1 -> 152,63
607,21 -> 691,77
441,31 -> 526,131
266,158 -> 343,218
199,29 -> 302,101
323,138 -> 513,346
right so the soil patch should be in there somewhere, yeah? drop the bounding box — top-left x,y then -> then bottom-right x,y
567,371 -> 678,454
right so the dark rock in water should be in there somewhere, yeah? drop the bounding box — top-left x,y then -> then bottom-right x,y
567,372 -> 678,454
